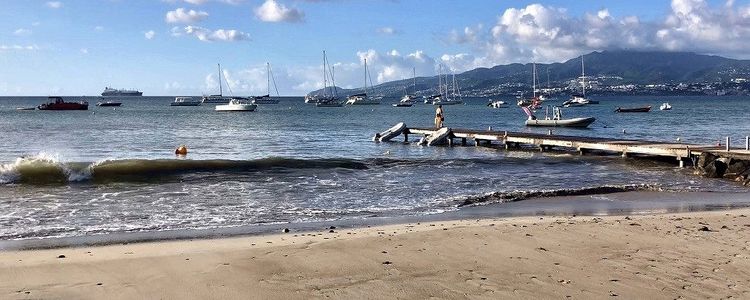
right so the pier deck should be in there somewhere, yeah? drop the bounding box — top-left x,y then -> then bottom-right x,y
396,126 -> 750,166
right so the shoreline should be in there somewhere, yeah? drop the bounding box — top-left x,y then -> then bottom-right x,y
1,208 -> 749,299
3,190 -> 750,250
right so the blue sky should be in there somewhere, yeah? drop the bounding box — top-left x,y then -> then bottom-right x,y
0,0 -> 747,96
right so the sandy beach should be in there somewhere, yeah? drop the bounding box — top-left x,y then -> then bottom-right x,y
1,208 -> 749,299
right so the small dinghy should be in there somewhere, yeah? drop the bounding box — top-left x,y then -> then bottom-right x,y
659,103 -> 672,111
373,122 -> 406,142
487,100 -> 506,108
419,127 -> 451,146
615,106 -> 651,113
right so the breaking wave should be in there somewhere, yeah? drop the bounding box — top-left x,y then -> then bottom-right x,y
457,184 -> 663,207
0,154 -> 371,184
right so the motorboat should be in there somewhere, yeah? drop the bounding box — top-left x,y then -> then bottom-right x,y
97,101 -> 122,107
346,93 -> 380,105
523,106 -> 595,128
16,107 -> 35,111
660,103 -> 672,110
37,97 -> 88,110
615,106 -> 651,113
171,97 -> 201,106
215,97 -> 257,111
487,100 -> 507,108
394,94 -> 417,107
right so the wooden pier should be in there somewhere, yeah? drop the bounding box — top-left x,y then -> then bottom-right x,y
392,126 -> 750,168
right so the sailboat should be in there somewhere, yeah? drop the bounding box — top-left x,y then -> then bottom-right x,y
431,65 -> 463,105
394,68 -> 418,107
253,63 -> 280,104
316,51 -> 344,107
346,58 -> 380,105
202,64 -> 233,104
563,55 -> 598,107
517,63 -> 541,109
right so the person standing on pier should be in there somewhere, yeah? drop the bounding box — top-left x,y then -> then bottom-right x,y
435,105 -> 444,128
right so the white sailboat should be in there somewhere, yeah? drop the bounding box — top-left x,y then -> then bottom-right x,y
253,63 -> 281,104
346,58 -> 380,105
563,55 -> 598,107
316,50 -> 343,107
517,62 -> 542,109
432,65 -> 463,105
202,64 -> 233,104
394,67 -> 418,107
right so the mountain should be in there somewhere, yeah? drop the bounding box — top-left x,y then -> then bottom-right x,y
309,51 -> 750,97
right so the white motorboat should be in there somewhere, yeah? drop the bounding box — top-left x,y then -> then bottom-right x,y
346,58 -> 381,105
215,97 -> 257,111
523,106 -> 595,128
660,102 -> 672,110
171,97 -> 202,106
488,100 -> 507,108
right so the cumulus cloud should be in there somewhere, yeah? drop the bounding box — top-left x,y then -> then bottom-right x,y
45,1 -> 62,8
174,26 -> 250,42
254,0 -> 304,23
145,30 -> 156,40
443,0 -> 750,65
165,8 -> 209,24
13,28 -> 32,36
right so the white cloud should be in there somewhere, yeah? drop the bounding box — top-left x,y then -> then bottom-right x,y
163,0 -> 242,4
145,30 -> 156,40
376,27 -> 400,35
94,26 -> 104,32
254,0 -> 304,23
175,26 -> 250,42
45,1 -> 62,8
80,48 -> 89,54
165,8 -> 209,24
13,28 -> 32,36
0,45 -> 40,51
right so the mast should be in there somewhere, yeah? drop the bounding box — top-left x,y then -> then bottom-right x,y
532,62 -> 537,98
266,62 -> 270,96
412,67 -> 416,94
364,58 -> 368,94
581,55 -> 586,99
322,51 -> 328,97
217,63 -> 223,96
438,64 -> 442,99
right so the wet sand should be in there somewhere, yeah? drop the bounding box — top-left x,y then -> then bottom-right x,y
2,208 -> 750,299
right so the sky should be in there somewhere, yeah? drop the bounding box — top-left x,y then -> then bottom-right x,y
1,0 -> 749,96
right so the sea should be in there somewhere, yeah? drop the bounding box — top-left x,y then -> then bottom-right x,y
1,95 -> 750,246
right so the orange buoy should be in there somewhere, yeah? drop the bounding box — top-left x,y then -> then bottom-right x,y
175,145 -> 188,155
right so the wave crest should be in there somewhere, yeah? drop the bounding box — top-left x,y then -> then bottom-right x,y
457,184 -> 662,207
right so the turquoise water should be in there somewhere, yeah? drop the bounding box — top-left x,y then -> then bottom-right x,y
0,95 -> 748,240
